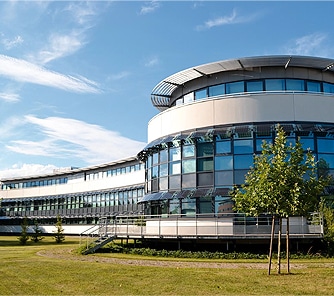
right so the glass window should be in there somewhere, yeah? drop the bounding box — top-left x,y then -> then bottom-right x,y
215,155 -> 233,170
159,163 -> 168,177
234,155 -> 254,169
160,149 -> 168,163
181,198 -> 196,215
307,81 -> 321,92
209,84 -> 225,97
197,158 -> 213,171
198,196 -> 213,214
256,138 -> 272,152
226,81 -> 244,94
182,173 -> 196,188
323,82 -> 334,94
152,153 -> 159,165
286,79 -> 304,91
169,175 -> 181,190
183,92 -> 194,103
159,177 -> 168,190
286,137 -> 296,146
215,196 -> 234,214
234,170 -> 249,184
169,199 -> 181,215
197,172 -> 213,186
183,145 -> 195,158
169,161 -> 181,175
169,147 -> 181,161
265,79 -> 285,91
234,139 -> 253,154
216,140 -> 231,154
299,137 -> 314,151
182,159 -> 196,173
152,166 -> 158,179
246,80 -> 263,92
215,171 -> 233,186
195,88 -> 207,100
175,98 -> 183,106
318,155 -> 334,168
317,139 -> 334,153
151,179 -> 158,192
197,142 -> 213,156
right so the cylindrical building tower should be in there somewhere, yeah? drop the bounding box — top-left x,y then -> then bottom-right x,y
138,55 -> 334,216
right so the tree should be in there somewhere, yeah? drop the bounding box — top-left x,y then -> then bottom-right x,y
320,196 -> 334,255
18,216 -> 30,245
231,125 -> 329,274
30,220 -> 44,243
54,215 -> 65,243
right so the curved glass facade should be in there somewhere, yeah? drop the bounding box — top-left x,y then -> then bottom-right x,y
173,78 -> 334,107
141,123 -> 334,216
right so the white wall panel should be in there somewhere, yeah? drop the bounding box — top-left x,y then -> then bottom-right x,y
1,170 -> 145,199
148,93 -> 334,142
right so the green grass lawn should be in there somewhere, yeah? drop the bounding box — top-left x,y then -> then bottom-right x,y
0,236 -> 333,295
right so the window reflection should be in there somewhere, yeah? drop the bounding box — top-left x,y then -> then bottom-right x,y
169,147 -> 181,161
216,141 -> 231,154
215,155 -> 233,170
215,171 -> 233,186
182,159 -> 196,173
246,80 -> 263,92
286,79 -> 304,91
183,145 -> 195,158
195,88 -> 207,100
209,84 -> 225,97
234,155 -> 253,169
234,139 -> 253,154
307,81 -> 321,92
317,139 -> 334,153
265,79 -> 285,91
226,81 -> 244,94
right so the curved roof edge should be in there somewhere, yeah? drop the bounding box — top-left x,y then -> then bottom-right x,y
0,156 -> 139,182
151,55 -> 334,111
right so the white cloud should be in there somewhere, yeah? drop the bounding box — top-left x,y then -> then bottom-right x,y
0,163 -> 57,179
108,71 -> 131,81
1,35 -> 23,50
0,54 -> 100,93
284,33 -> 331,57
196,9 -> 256,31
140,1 -> 160,15
6,115 -> 146,165
65,2 -> 99,26
33,32 -> 85,65
145,56 -> 159,67
0,92 -> 20,102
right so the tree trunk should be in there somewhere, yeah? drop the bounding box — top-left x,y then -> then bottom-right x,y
286,216 -> 290,274
277,216 -> 282,274
268,215 -> 275,275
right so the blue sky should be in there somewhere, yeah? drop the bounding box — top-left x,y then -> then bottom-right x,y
0,1 -> 334,178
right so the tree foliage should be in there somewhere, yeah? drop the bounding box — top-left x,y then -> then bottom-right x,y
320,197 -> 334,255
18,216 -> 30,245
231,125 -> 330,274
30,220 -> 44,243
232,125 -> 328,218
54,215 -> 65,243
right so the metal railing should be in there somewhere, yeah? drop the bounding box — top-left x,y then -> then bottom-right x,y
92,213 -> 323,240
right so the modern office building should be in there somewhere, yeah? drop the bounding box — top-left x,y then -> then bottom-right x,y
1,55 -> 334,248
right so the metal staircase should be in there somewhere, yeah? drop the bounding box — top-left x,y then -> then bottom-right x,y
81,235 -> 116,255
80,217 -> 116,255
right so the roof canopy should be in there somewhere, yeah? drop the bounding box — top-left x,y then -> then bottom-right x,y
151,55 -> 334,111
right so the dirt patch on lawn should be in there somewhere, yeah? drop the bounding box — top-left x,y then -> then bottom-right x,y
36,247 -> 332,270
